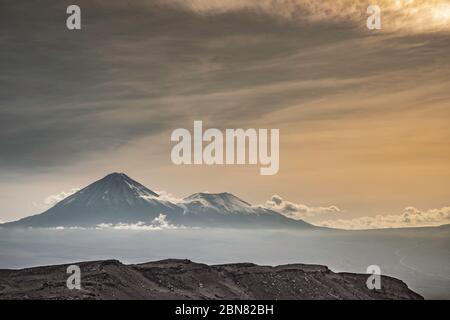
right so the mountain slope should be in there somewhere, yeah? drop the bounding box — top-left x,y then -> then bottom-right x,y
2,173 -> 313,229
179,192 -> 312,229
0,259 -> 423,300
183,192 -> 254,213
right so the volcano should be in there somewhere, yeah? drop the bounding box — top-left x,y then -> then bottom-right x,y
2,173 -> 313,229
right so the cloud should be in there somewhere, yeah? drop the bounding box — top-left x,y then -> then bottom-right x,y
264,196 -> 450,229
265,195 -> 341,220
50,226 -> 86,230
138,190 -> 185,204
44,188 -> 80,207
96,214 -> 184,230
154,191 -> 184,203
1,0 -> 449,175
318,206 -> 450,230
166,0 -> 450,32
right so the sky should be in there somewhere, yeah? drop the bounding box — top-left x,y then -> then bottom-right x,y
1,0 -> 450,229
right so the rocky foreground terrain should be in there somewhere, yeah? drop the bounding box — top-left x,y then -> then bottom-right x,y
0,259 -> 423,300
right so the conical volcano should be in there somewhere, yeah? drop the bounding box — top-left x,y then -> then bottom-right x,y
4,173 -> 183,228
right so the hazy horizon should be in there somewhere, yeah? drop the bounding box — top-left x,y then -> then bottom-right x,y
2,171 -> 450,231
1,227 -> 449,299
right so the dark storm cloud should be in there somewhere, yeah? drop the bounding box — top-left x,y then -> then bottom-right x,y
1,0 -> 449,171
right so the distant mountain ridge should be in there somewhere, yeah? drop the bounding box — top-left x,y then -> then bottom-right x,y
1,173 -> 313,229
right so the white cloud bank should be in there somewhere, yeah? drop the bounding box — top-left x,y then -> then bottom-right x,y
265,195 -> 450,230
44,188 -> 80,207
265,195 -> 342,220
318,206 -> 450,230
154,190 -> 184,203
96,214 -> 183,231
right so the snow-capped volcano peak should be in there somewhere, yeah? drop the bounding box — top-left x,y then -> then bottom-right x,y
99,172 -> 159,197
183,192 -> 253,213
59,172 -> 159,208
